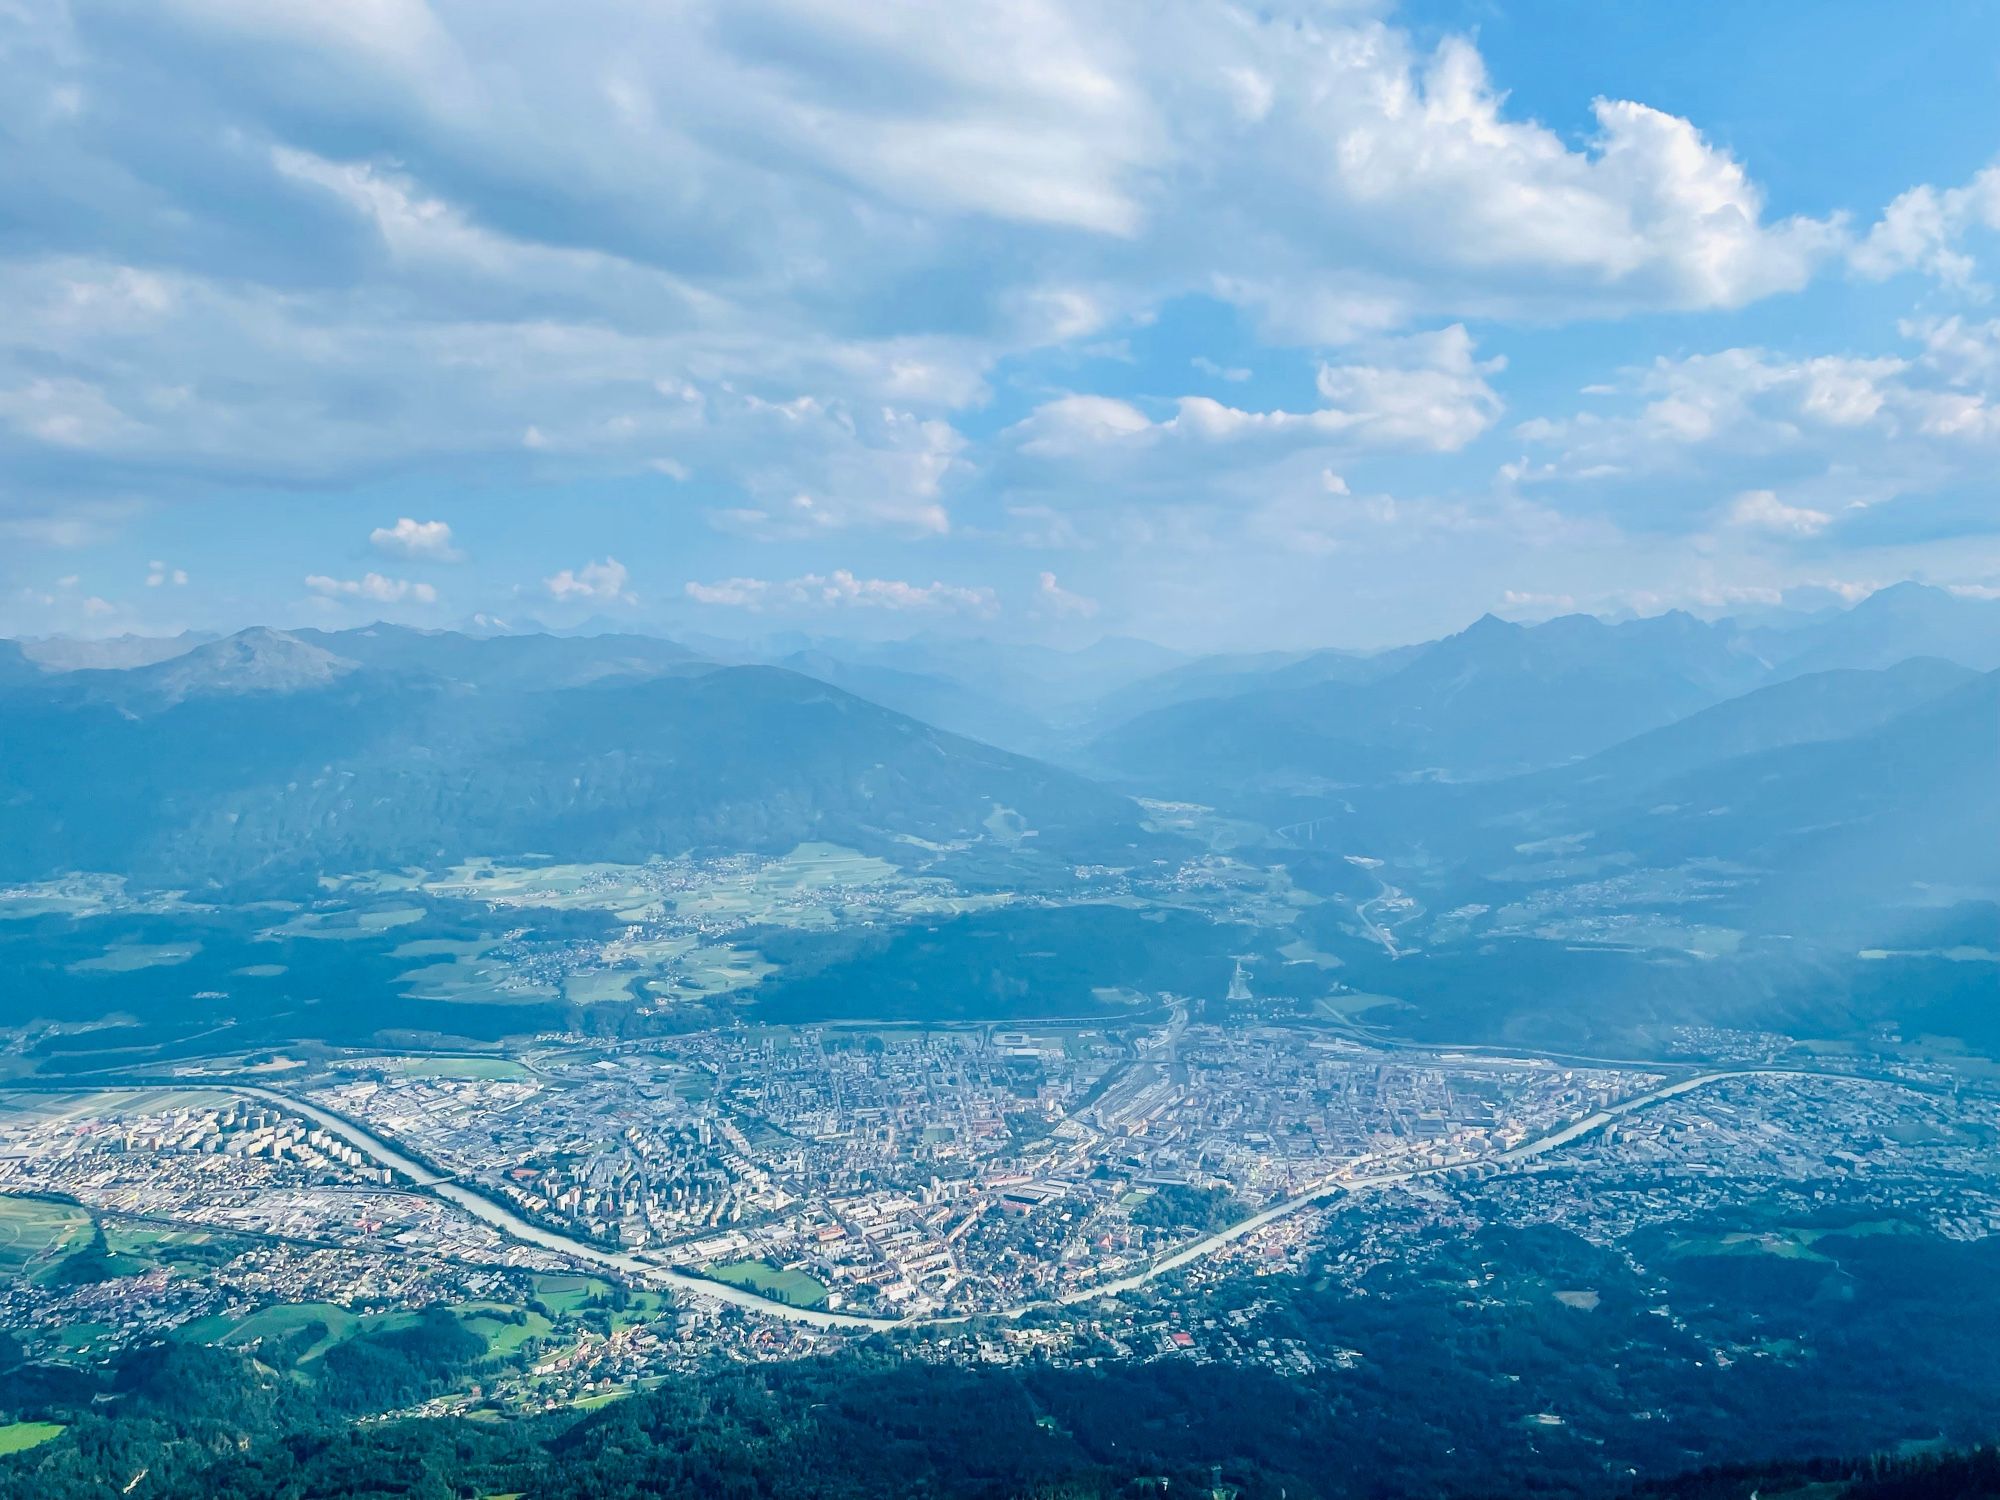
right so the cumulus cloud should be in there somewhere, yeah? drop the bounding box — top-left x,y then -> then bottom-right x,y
1853,165 -> 2000,288
1725,489 -> 1832,537
0,0 -> 1846,539
1508,324 -> 2000,540
684,570 -> 997,614
1009,327 -> 1504,470
145,560 -> 188,586
9,0 -> 1992,636
370,517 -> 462,561
305,572 -> 438,603
544,557 -> 633,603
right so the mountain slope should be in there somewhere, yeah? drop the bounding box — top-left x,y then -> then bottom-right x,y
1767,581 -> 2000,676
0,639 -> 42,690
1600,666 -> 2000,912
1426,666 -> 2000,941
1532,656 -> 1979,804
0,645 -> 1157,886
775,650 -> 1046,756
16,631 -> 213,673
1086,642 -> 1422,730
1091,610 -> 1768,802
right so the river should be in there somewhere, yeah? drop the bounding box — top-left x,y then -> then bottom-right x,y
57,1065 -> 1842,1332
225,1086 -> 899,1331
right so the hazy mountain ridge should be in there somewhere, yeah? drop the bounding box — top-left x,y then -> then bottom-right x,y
0,634 -> 1158,886
774,649 -> 1044,756
1086,609 -> 1771,799
14,630 -> 217,673
290,623 -> 710,690
1589,665 -> 2000,920
1456,655 -> 1985,844
5,583 -> 1994,923
1759,580 -> 2000,677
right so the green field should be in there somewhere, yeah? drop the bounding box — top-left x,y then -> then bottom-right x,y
53,1322 -> 114,1354
179,1298 -> 557,1365
0,1196 -> 91,1283
563,970 -> 637,1005
379,1055 -> 531,1081
258,905 -> 424,942
706,1260 -> 829,1309
460,1305 -> 553,1357
532,1274 -> 605,1316
65,940 -> 200,973
103,1224 -> 233,1269
529,1275 -> 666,1328
179,1301 -> 359,1361
0,1422 -> 65,1456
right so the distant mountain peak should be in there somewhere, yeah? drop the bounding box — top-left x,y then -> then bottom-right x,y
135,627 -> 358,704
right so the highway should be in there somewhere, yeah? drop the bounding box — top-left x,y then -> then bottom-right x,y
1040,1067 -> 1818,1311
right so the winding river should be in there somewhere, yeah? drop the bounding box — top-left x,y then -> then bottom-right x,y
48,1064 -> 1852,1331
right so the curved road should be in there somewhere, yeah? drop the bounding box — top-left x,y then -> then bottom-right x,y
1039,1066 -> 1843,1311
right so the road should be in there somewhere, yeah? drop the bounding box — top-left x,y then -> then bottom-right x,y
1038,1066 -> 1829,1311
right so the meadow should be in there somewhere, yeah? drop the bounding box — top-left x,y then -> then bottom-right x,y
706,1260 -> 829,1309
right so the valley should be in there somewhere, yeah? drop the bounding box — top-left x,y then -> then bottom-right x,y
3,592 -> 1999,1497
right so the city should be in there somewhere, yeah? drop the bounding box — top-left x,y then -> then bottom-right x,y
6,1012 -> 1996,1403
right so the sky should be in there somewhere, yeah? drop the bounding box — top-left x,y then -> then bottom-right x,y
6,0 -> 2000,650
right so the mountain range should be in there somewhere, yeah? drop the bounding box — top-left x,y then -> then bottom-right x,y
0,627 -> 1157,888
3,582 -> 1995,959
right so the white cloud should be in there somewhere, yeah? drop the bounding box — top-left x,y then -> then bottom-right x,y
9,0 -> 1987,636
144,560 -> 188,587
0,0 -> 1850,531
1853,165 -> 2000,287
1904,314 -> 2000,387
1725,489 -> 1831,537
1510,334 -> 2000,527
1010,326 -> 1503,464
0,375 -> 138,449
1309,326 -> 1505,451
1499,589 -> 1579,615
369,516 -> 462,561
1011,394 -> 1156,457
544,556 -> 633,604
684,570 -> 997,614
1035,571 -> 1099,618
701,404 -> 966,538
305,572 -> 438,603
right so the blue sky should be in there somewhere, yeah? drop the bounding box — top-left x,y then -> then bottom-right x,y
6,0 -> 2000,649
